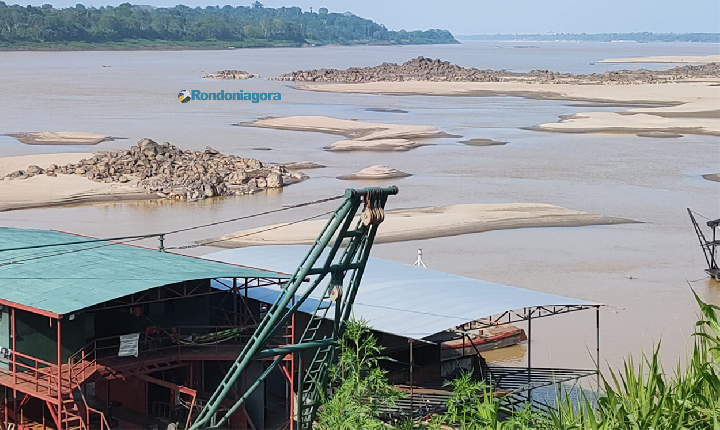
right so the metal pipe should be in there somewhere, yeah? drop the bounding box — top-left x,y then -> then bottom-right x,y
255,339 -> 336,359
214,354 -> 286,428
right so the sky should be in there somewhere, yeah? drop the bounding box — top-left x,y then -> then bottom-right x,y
11,0 -> 720,35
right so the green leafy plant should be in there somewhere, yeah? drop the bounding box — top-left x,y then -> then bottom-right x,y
315,319 -> 402,430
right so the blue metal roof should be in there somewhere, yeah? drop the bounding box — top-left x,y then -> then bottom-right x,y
0,228 -> 289,317
207,245 -> 599,340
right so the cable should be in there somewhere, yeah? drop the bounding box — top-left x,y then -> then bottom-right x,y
162,195 -> 343,236
690,210 -> 711,221
0,236 -> 147,267
0,234 -> 161,253
0,203 -> 338,265
167,210 -> 335,250
0,194 -> 344,254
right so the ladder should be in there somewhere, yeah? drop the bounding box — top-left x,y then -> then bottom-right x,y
189,186 -> 398,429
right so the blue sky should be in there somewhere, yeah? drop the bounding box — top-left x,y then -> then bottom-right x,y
11,0 -> 720,35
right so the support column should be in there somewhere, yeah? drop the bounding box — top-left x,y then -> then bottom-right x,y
57,319 -> 62,429
596,306 -> 601,395
233,278 -> 238,326
409,339 -> 414,421
527,308 -> 532,404
11,308 -> 16,426
289,296 -> 295,430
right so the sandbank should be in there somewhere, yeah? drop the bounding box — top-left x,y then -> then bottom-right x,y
297,81 -> 720,136
337,165 -> 411,180
281,161 -> 326,170
327,138 -> 420,152
8,131 -> 115,145
0,153 -> 149,212
598,55 -> 720,64
238,115 -> 454,151
202,203 -> 634,248
460,138 -> 507,146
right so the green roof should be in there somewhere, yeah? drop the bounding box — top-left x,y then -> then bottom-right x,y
0,228 -> 289,317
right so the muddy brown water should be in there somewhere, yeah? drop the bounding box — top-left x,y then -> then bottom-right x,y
0,41 -> 718,374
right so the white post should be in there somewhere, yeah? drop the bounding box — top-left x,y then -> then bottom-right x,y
413,249 -> 427,268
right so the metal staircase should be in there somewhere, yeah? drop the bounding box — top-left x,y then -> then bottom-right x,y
189,186 -> 398,430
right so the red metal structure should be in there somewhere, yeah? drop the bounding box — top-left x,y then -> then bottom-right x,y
0,227 -> 292,430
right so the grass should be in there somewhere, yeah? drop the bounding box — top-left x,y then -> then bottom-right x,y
320,290 -> 720,429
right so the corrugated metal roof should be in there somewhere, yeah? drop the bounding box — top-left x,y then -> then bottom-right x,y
0,228 -> 289,317
207,245 -> 599,340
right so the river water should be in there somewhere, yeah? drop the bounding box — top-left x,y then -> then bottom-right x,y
0,41 -> 718,372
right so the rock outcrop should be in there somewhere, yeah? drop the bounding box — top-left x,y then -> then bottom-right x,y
203,70 -> 258,79
4,139 -> 307,200
273,56 -> 720,85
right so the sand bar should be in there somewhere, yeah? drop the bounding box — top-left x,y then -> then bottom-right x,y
298,81 -> 720,136
337,165 -> 411,180
598,55 -> 720,64
460,138 -> 507,146
8,131 -> 114,145
281,161 -> 326,170
0,153 -> 148,212
238,115 -> 453,151
202,203 -> 634,248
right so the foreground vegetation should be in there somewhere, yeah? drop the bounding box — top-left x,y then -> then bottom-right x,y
0,2 -> 457,49
319,292 -> 720,429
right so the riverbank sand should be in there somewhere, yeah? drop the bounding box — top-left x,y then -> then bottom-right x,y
8,131 -> 114,145
202,203 -> 634,247
598,55 -> 720,64
297,81 -> 720,137
239,115 -> 455,151
0,153 -> 148,212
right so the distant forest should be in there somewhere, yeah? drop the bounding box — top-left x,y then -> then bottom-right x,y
459,33 -> 720,43
0,2 -> 458,49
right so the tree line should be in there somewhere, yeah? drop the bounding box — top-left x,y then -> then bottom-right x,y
459,32 -> 720,43
0,2 -> 458,47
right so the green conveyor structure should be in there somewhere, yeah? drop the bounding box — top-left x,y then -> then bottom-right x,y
189,186 -> 399,430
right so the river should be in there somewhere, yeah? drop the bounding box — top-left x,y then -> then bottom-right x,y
0,40 -> 719,372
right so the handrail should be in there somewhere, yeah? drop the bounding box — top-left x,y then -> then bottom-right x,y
67,324 -> 294,364
0,353 -> 60,396
68,359 -> 109,430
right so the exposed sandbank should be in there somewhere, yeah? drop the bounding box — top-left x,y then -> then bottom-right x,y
598,55 -> 720,64
0,153 -> 148,212
366,108 -> 408,113
337,165 -> 411,180
238,115 -> 454,151
328,138 -> 421,152
202,203 -> 635,248
281,161 -> 326,170
297,81 -> 720,137
460,138 -> 507,146
703,173 -> 720,182
8,131 -> 115,145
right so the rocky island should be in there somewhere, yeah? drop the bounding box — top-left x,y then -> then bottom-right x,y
1,139 -> 307,210
202,70 -> 258,79
273,56 -> 720,84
